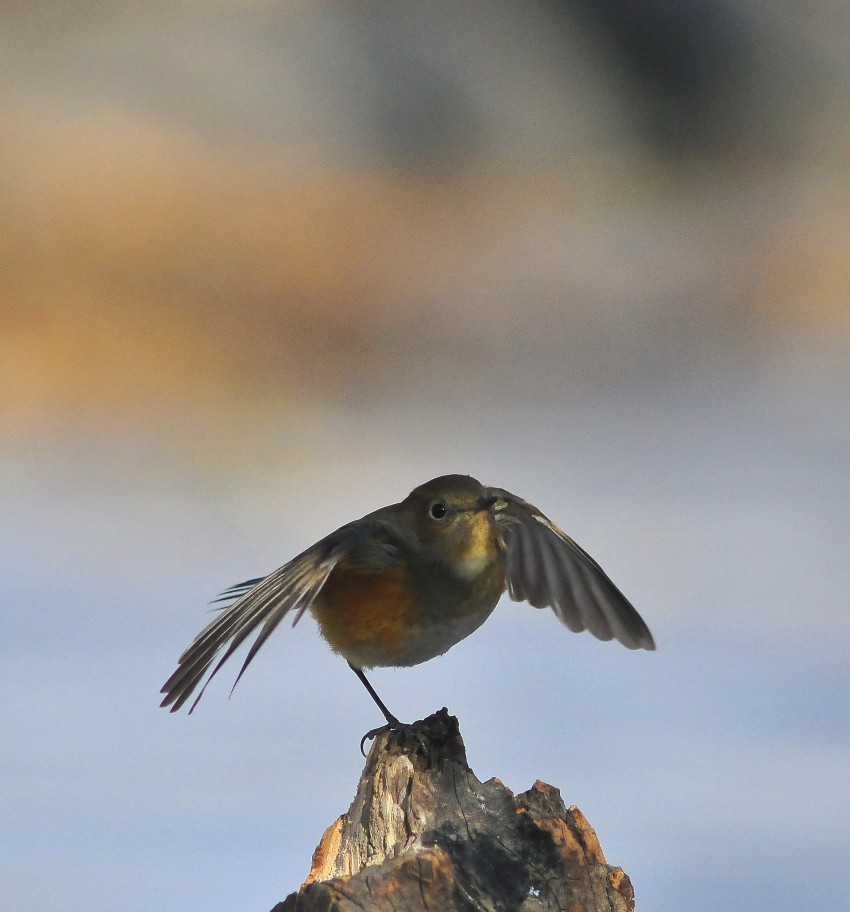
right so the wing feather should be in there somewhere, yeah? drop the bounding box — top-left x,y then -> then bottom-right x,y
537,523 -> 602,635
495,494 -> 655,651
159,521 -> 386,713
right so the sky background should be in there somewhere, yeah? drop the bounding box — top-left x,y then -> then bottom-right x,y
2,3 -> 849,911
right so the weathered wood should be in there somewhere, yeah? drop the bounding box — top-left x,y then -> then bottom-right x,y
272,708 -> 635,912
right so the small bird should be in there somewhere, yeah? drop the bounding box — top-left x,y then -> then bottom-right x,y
160,475 -> 654,730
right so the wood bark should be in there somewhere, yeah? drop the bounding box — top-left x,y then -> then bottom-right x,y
272,708 -> 635,912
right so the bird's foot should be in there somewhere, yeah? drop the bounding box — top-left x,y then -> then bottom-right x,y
359,718 -> 432,759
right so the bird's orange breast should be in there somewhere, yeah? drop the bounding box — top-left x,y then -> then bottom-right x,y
311,562 -> 418,662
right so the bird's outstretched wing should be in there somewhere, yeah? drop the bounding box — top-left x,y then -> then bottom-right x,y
492,492 -> 655,651
160,520 -> 394,713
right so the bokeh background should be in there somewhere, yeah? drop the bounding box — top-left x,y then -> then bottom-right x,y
3,3 -> 849,911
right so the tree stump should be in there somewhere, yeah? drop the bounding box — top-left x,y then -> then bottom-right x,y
272,708 -> 635,912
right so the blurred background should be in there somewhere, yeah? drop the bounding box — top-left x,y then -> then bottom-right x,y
2,3 -> 848,910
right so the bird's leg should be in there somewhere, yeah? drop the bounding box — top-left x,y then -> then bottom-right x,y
348,663 -> 431,758
348,662 -> 400,727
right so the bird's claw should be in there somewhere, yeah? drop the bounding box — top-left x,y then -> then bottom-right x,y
359,724 -> 389,756
359,719 -> 432,760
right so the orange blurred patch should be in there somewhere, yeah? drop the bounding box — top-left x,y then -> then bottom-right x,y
0,108 -> 459,441
751,170 -> 850,343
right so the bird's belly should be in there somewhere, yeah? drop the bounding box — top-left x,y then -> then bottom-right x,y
310,563 -> 502,669
360,606 -> 496,668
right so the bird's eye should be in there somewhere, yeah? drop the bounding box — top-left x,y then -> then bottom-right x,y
428,501 -> 448,521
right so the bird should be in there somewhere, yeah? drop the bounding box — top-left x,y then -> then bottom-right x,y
160,474 -> 654,732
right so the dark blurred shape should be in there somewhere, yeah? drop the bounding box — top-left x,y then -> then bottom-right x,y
559,0 -> 755,154
342,10 -> 482,169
